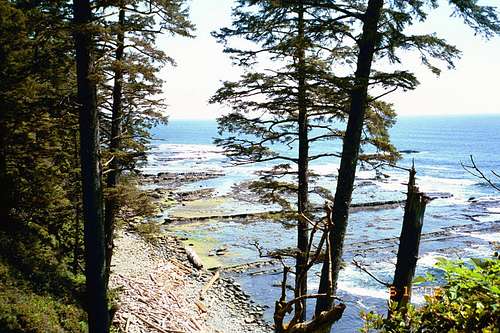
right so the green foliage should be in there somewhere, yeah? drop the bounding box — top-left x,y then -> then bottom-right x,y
361,258 -> 500,332
111,175 -> 158,225
0,1 -> 85,330
97,0 -> 195,173
0,232 -> 87,333
211,1 -> 400,206
0,285 -> 86,333
134,222 -> 162,243
0,0 -> 193,331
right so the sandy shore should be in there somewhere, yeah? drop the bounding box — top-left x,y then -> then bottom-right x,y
110,229 -> 273,333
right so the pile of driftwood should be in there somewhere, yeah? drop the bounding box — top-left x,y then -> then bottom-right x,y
111,258 -> 207,333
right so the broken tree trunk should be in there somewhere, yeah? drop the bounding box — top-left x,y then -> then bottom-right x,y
199,270 -> 219,300
390,166 -> 429,310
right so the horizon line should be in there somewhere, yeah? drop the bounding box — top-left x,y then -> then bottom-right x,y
166,112 -> 500,121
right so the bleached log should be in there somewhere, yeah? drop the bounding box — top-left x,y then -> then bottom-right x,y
185,246 -> 204,270
199,270 -> 220,300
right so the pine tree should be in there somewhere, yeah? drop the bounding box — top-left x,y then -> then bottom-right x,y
0,0 -> 81,260
1,1 -> 89,330
73,0 -> 109,330
94,0 -> 194,283
211,0 -> 399,322
310,1 -> 500,331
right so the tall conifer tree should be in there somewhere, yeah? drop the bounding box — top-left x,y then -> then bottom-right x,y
73,0 -> 109,330
309,2 -> 500,331
212,0 -> 399,321
96,0 -> 194,282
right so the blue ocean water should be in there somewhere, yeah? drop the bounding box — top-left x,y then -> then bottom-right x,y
151,115 -> 500,169
148,115 -> 500,331
150,115 -> 500,198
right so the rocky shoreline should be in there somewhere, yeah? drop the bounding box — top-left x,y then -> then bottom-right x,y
110,229 -> 273,333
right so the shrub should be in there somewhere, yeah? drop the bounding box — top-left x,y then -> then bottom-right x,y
361,257 -> 500,332
0,261 -> 86,333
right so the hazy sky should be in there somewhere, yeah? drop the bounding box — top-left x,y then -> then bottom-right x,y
156,0 -> 500,120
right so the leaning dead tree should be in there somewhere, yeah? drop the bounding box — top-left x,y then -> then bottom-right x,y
351,166 -> 430,315
273,205 -> 345,333
390,166 -> 430,311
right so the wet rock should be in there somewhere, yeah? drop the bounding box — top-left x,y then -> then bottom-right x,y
216,247 -> 228,256
426,192 -> 453,200
150,192 -> 162,199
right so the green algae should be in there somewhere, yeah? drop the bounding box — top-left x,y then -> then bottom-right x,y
168,197 -> 229,219
179,236 -> 221,269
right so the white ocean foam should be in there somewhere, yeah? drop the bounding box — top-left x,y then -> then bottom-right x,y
465,243 -> 498,257
310,163 -> 339,176
417,252 -> 442,268
467,231 -> 500,243
337,265 -> 392,300
471,195 -> 500,202
154,143 -> 225,161
357,169 -> 377,179
487,206 -> 500,214
339,286 -> 389,299
474,214 -> 500,223
377,178 -> 406,193
417,175 -> 476,188
155,143 -> 223,153
307,280 -> 389,300
377,174 -> 478,205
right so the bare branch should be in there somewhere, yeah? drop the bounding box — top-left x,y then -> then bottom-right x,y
352,259 -> 391,287
461,155 -> 500,191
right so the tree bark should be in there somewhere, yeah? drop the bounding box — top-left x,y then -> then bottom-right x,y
73,129 -> 82,274
296,0 -> 309,322
0,107 -> 8,225
390,166 -> 428,310
104,5 -> 125,286
315,0 -> 384,318
73,0 -> 109,331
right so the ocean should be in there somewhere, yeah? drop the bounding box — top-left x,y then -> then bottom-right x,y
146,115 -> 500,332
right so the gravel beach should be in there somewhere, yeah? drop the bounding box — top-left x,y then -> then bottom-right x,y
110,230 -> 273,333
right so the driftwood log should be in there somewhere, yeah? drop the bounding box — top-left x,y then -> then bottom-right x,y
199,270 -> 220,300
185,246 -> 204,270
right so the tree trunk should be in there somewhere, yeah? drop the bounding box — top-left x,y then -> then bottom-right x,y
390,166 -> 428,310
296,1 -> 309,322
0,107 -> 8,225
73,129 -> 81,274
315,0 -> 384,319
73,0 -> 109,331
104,5 -> 125,286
